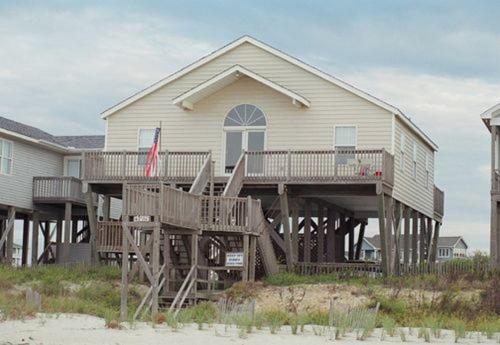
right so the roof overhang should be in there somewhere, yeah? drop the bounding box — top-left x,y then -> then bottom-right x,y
172,65 -> 310,110
0,128 -> 70,154
480,103 -> 500,131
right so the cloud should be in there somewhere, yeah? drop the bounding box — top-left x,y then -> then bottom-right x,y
0,7 -> 214,134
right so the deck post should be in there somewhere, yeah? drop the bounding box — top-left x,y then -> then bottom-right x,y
0,206 -> 16,264
411,210 -> 418,267
278,184 -> 293,270
102,196 -> 110,221
151,223 -> 160,317
429,220 -> 440,263
43,221 -> 51,262
72,219 -> 78,243
355,221 -> 366,260
377,193 -> 389,275
317,204 -> 325,263
163,232 -> 171,293
403,206 -> 411,272
419,214 -> 426,264
385,195 -> 394,275
191,232 -> 198,299
56,219 -> 63,262
393,201 -> 402,274
291,202 -> 299,263
22,215 -> 29,266
326,208 -> 336,262
31,212 -> 40,266
64,202 -> 72,262
0,219 -> 4,261
242,234 -> 250,282
120,222 -> 129,321
348,218 -> 355,261
248,236 -> 256,282
85,184 -> 98,264
303,200 -> 312,262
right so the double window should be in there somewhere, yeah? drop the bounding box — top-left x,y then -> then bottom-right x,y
334,126 -> 356,164
0,139 -> 13,175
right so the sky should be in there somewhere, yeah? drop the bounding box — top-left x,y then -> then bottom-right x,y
1,0 -> 499,252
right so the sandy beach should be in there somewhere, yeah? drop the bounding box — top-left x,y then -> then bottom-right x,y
0,314 -> 498,345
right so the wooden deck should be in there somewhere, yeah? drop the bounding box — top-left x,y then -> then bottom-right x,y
32,176 -> 86,205
122,183 -> 263,235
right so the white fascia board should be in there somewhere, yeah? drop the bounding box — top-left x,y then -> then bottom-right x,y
0,128 -> 70,153
172,64 -> 310,109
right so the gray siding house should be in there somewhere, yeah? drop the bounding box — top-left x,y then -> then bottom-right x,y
0,116 -> 104,266
360,235 -> 468,262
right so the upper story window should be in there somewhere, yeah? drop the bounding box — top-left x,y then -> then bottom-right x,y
138,128 -> 156,165
224,104 -> 267,127
0,139 -> 13,175
65,157 -> 82,178
412,141 -> 418,179
334,126 -> 356,164
399,133 -> 406,172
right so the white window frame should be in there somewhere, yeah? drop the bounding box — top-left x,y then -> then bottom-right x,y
0,138 -> 14,175
333,125 -> 357,165
137,127 -> 157,166
222,127 -> 267,175
399,133 -> 406,172
412,141 -> 418,179
64,155 -> 83,178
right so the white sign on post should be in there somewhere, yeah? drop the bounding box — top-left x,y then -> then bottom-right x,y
225,252 -> 244,267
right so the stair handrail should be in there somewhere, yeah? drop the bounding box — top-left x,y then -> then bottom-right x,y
222,152 -> 246,197
189,153 -> 212,195
168,265 -> 196,313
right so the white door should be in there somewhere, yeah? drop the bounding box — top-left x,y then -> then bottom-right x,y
224,130 -> 265,174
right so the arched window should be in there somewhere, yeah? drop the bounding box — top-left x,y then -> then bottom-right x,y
223,104 -> 266,174
224,104 -> 267,127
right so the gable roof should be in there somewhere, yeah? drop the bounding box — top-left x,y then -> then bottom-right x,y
0,116 -> 104,151
172,64 -> 310,110
480,103 -> 500,131
365,235 -> 467,250
101,35 -> 437,151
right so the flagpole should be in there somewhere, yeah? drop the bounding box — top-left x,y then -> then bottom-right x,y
158,121 -> 162,178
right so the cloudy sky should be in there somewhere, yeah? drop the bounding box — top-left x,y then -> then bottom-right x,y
1,1 -> 499,252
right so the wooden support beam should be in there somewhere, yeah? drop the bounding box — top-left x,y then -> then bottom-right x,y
72,219 -> 78,243
348,219 -> 355,261
85,185 -> 98,264
120,221 -> 129,321
403,206 -> 411,271
377,193 -> 389,275
102,195 -> 110,221
355,221 -> 366,260
248,236 -> 256,282
151,224 -> 160,317
326,208 -> 336,262
317,205 -> 325,263
64,202 -> 72,262
278,185 -> 293,270
257,222 -> 280,276
412,210 -> 419,266
242,234 -> 249,282
303,201 -> 312,263
22,215 -> 29,266
419,214 -> 426,263
31,212 -> 40,266
384,195 -> 394,275
291,203 -> 299,263
43,221 -> 51,263
191,233 -> 198,297
0,207 -> 15,264
392,201 -> 402,274
56,219 -> 63,261
429,220 -> 440,263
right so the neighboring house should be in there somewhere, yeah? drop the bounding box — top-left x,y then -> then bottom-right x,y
359,235 -> 468,262
0,116 -> 104,266
480,103 -> 500,268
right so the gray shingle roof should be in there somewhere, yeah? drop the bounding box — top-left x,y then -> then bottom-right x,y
55,136 -> 105,149
0,116 -> 104,150
365,235 -> 465,249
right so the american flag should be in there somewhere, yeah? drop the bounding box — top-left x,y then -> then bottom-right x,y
144,127 -> 161,177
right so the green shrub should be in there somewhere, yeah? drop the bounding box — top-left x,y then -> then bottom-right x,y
191,301 -> 217,329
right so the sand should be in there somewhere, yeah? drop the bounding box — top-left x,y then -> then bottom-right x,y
0,313 -> 498,345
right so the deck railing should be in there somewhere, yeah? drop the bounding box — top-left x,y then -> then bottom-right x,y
33,176 -> 85,204
244,149 -> 394,185
83,151 -> 210,182
433,186 -> 444,218
122,183 -> 260,234
96,221 -> 123,252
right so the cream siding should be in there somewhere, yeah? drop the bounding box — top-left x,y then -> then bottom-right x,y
106,42 -> 393,175
392,117 -> 435,217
